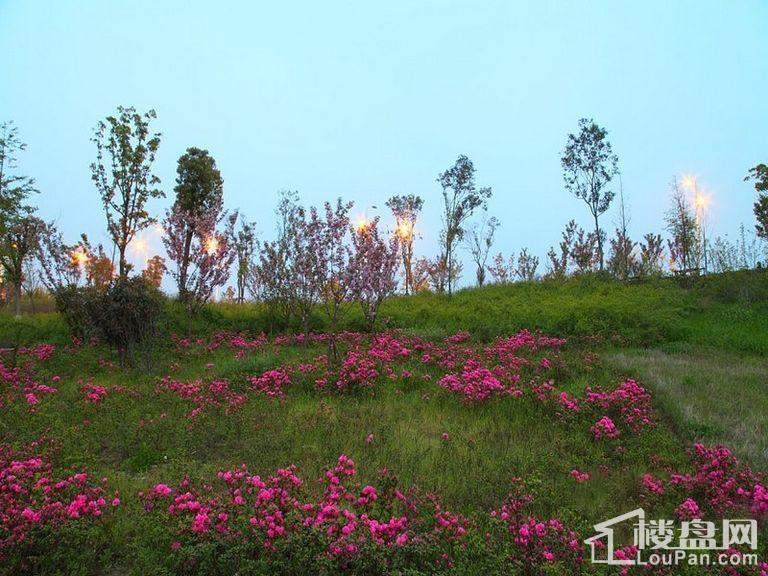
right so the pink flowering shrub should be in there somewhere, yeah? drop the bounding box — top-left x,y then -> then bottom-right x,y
438,360 -> 507,402
249,368 -> 291,400
667,444 -> 768,520
0,443 -> 116,559
158,377 -> 247,419
328,351 -> 379,391
0,361 -> 57,411
83,382 -> 108,403
590,416 -> 620,439
490,484 -> 583,569
584,379 -> 654,432
140,454 -> 469,569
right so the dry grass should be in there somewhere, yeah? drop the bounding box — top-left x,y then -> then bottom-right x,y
604,347 -> 768,470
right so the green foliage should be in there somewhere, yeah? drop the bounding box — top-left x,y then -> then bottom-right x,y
90,106 -> 163,277
86,277 -> 164,365
745,162 -> 768,239
53,285 -> 99,340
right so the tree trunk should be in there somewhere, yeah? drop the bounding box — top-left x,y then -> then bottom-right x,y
13,283 -> 21,317
178,230 -> 194,299
594,213 -> 603,271
119,244 -> 128,278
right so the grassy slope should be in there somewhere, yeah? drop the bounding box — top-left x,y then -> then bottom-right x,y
604,345 -> 768,469
1,271 -> 766,573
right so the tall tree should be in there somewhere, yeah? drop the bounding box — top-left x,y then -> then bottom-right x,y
744,163 -> 768,240
90,106 -> 163,278
0,216 -> 44,315
385,194 -> 423,295
348,217 -> 400,331
170,147 -> 224,299
561,118 -> 619,270
436,155 -> 492,294
234,219 -> 257,303
665,178 -> 699,275
0,121 -> 37,231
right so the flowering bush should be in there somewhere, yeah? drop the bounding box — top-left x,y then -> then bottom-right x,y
490,485 -> 583,569
158,377 -> 247,419
249,369 -> 291,400
0,443 -> 117,559
140,454 -> 469,569
591,416 -> 620,439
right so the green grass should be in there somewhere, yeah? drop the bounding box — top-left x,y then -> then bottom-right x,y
2,338 -> 690,574
1,270 -> 767,574
604,345 -> 768,470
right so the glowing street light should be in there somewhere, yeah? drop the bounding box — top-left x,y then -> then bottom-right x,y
71,247 -> 89,268
354,215 -> 371,233
394,219 -> 414,241
205,236 -> 219,255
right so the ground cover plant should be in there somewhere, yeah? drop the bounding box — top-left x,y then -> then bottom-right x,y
0,298 -> 766,574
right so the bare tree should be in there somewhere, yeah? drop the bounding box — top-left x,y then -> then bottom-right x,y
465,214 -> 499,286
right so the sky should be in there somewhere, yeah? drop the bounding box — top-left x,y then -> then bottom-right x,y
1,0 -> 767,286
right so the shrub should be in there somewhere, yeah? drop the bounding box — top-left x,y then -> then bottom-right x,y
53,285 -> 99,341
86,277 -> 164,365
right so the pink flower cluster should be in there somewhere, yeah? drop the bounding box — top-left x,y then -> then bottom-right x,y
590,416 -> 620,440
438,360 -> 508,402
140,454 -> 468,563
17,344 -> 56,362
83,382 -> 108,403
158,377 -> 247,420
249,368 -> 291,400
667,444 -> 768,519
585,379 -> 654,432
0,443 -> 116,556
329,351 -> 379,391
0,361 -> 58,411
491,486 -> 583,568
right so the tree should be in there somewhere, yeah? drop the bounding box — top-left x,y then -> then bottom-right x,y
348,217 -> 399,331
163,202 -> 237,314
710,236 -> 740,273
169,148 -> 224,299
546,220 -> 578,279
90,106 -> 163,278
744,163 -> 768,240
234,219 -> 257,303
607,181 -> 636,281
571,226 -> 598,274
561,118 -> 619,270
665,178 -> 699,275
385,194 -> 423,294
413,256 -> 461,293
142,255 -> 166,288
436,155 -> 492,294
251,191 -> 302,328
515,248 -> 539,282
0,121 -> 37,231
465,215 -> 499,286
35,221 -> 81,292
307,199 -> 354,353
488,253 -> 514,284
71,234 -> 114,290
0,216 -> 44,315
637,233 -> 664,277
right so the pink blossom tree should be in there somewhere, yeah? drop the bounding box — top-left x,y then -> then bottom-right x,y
348,217 -> 399,331
163,199 -> 237,314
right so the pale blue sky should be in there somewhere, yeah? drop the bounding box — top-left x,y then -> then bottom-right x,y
1,1 -> 766,279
